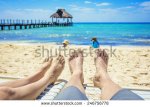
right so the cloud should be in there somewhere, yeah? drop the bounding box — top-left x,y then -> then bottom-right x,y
22,9 -> 50,12
68,4 -> 78,8
95,2 -> 111,6
84,1 -> 92,4
68,4 -> 150,22
69,5 -> 94,12
139,1 -> 150,10
124,6 -> 135,9
117,6 -> 135,10
140,1 -> 150,7
84,1 -> 111,7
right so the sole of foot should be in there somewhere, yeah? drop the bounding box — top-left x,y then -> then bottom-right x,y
93,49 -> 109,88
48,55 -> 65,84
69,49 -> 84,84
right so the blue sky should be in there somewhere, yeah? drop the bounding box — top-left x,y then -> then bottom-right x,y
0,0 -> 150,22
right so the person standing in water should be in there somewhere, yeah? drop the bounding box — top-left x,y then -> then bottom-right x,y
91,37 -> 100,48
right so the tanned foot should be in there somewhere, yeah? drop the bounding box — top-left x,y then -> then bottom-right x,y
69,49 -> 84,84
48,55 -> 65,84
42,57 -> 53,69
93,49 -> 110,88
32,57 -> 52,79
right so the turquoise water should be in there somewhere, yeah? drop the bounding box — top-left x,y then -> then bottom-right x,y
0,23 -> 150,46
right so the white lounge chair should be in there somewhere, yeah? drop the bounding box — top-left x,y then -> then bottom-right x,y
0,76 -> 150,100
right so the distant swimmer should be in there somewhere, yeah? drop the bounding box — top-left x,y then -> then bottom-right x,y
62,40 -> 69,48
91,37 -> 100,48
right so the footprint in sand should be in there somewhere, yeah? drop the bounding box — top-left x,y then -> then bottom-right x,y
15,59 -> 20,62
145,83 -> 150,86
132,83 -> 150,86
130,76 -> 138,79
0,68 -> 6,72
24,53 -> 29,56
140,54 -> 148,57
132,83 -> 141,86
140,73 -> 148,75
126,69 -> 131,71
24,74 -> 29,77
0,68 -> 7,74
9,65 -> 13,67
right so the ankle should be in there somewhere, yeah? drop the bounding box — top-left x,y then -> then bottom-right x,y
99,78 -> 113,88
72,67 -> 83,72
71,73 -> 82,80
95,70 -> 108,78
94,73 -> 112,88
72,72 -> 82,76
96,67 -> 107,73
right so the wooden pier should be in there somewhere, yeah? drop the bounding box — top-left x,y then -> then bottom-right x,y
0,19 -> 73,31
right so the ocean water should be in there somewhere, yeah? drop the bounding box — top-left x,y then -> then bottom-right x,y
0,23 -> 150,46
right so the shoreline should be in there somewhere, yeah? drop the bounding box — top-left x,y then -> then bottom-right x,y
0,42 -> 150,47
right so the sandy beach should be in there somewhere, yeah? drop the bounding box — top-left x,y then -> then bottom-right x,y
0,43 -> 150,91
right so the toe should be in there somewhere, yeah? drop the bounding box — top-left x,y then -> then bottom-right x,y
46,57 -> 49,62
48,57 -> 53,63
98,49 -> 102,57
59,55 -> 63,60
105,57 -> 108,65
94,49 -> 101,63
95,49 -> 100,57
60,55 -> 64,63
102,50 -> 106,60
70,51 -> 76,59
94,57 -> 97,64
43,57 -> 49,63
103,50 -> 109,65
61,60 -> 65,65
101,50 -> 106,61
56,55 -> 60,60
69,51 -> 75,61
57,55 -> 62,61
74,50 -> 78,57
95,49 -> 98,58
78,49 -> 83,57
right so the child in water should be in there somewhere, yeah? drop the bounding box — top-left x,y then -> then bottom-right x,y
91,37 -> 100,48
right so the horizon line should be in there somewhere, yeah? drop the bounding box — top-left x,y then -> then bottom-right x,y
74,22 -> 150,23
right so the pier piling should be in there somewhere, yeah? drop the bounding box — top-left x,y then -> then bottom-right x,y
2,26 -> 4,30
14,26 -> 17,30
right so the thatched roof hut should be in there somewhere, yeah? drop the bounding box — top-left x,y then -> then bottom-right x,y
50,9 -> 73,18
50,9 -> 73,25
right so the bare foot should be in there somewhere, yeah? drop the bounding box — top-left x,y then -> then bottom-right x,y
69,49 -> 84,84
29,57 -> 53,81
48,55 -> 65,83
42,57 -> 53,69
93,49 -> 110,88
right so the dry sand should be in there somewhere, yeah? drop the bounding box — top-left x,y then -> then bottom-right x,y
0,43 -> 150,90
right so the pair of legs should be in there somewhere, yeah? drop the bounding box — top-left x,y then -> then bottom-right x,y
54,49 -> 121,100
0,56 -> 65,100
0,49 -> 143,100
55,49 -> 143,100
